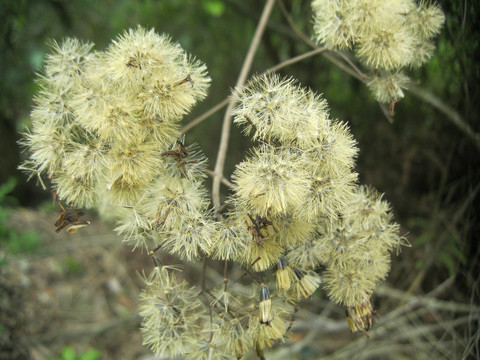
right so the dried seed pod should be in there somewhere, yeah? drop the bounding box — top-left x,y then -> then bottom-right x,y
259,284 -> 273,325
276,256 -> 295,291
293,267 -> 321,300
346,297 -> 376,335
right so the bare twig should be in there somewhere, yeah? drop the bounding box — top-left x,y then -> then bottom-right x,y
181,97 -> 230,134
263,46 -> 327,75
181,46 -> 326,134
212,0 -> 276,213
408,84 -> 480,152
205,169 -> 234,189
276,0 -> 317,48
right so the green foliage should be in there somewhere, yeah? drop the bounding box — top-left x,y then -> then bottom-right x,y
410,216 -> 466,277
61,256 -> 86,276
0,178 -> 41,256
48,346 -> 101,360
202,0 -> 225,17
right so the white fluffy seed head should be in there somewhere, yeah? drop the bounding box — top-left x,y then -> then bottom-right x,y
367,72 -> 410,103
233,74 -> 330,148
232,145 -> 311,217
312,0 -> 444,73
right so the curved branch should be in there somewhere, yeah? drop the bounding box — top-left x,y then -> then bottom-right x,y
408,85 -> 480,152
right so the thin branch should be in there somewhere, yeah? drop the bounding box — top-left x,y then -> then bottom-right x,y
408,84 -> 480,152
334,50 -> 367,79
276,0 -> 317,48
321,51 -> 364,81
263,46 -> 327,75
212,0 -> 276,212
181,97 -> 230,134
206,169 -> 234,189
181,47 -> 326,134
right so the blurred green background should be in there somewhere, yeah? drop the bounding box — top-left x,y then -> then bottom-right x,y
0,0 -> 478,358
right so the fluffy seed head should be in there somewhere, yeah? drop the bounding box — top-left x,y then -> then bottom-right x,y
139,274 -> 204,357
100,26 -> 210,118
43,38 -> 94,90
233,74 -> 330,148
232,145 -> 311,217
367,72 -> 410,103
312,0 -> 355,50
356,19 -> 414,70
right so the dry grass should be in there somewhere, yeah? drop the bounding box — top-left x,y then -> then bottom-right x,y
1,207 -> 478,360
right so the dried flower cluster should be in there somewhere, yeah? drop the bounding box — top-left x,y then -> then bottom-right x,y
231,74 -> 406,336
312,0 -> 445,103
21,26 -> 407,359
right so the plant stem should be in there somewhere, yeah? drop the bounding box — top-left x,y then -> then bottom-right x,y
212,0 -> 276,213
180,47 -> 326,134
408,84 -> 480,152
263,46 -> 327,75
181,97 -> 230,134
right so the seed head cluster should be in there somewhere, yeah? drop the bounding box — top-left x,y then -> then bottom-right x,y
21,25 -> 408,358
312,0 -> 445,103
230,74 -> 406,335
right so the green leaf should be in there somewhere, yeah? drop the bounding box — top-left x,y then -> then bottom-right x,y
415,259 -> 424,270
413,231 -> 435,248
0,178 -> 17,203
203,0 -> 225,17
79,349 -> 101,360
61,346 -> 76,360
438,251 -> 456,277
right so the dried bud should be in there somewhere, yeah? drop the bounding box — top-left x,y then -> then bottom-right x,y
346,297 -> 375,334
293,267 -> 321,299
259,284 -> 273,324
276,256 -> 295,291
228,319 -> 247,360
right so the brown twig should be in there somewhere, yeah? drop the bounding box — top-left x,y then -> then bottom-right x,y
205,169 -> 234,189
263,46 -> 327,75
276,0 -> 317,48
234,257 -> 262,284
408,84 -> 480,152
212,0 -> 276,213
180,97 -> 230,134
180,45 -> 326,136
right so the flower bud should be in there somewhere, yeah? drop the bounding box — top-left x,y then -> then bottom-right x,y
293,267 -> 321,299
346,297 -> 375,334
276,256 -> 295,291
259,284 -> 273,325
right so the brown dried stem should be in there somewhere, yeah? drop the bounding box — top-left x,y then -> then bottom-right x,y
212,0 -> 276,213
